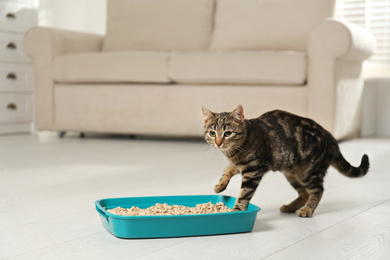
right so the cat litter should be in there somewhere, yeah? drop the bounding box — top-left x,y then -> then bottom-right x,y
107,202 -> 231,216
95,195 -> 261,238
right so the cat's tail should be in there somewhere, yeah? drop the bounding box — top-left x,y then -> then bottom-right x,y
331,150 -> 369,178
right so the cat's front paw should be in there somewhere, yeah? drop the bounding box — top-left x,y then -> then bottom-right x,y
296,207 -> 313,218
214,183 -> 226,193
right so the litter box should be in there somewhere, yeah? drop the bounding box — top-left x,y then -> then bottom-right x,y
95,195 -> 261,238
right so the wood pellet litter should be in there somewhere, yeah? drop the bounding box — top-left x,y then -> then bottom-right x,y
107,202 -> 231,216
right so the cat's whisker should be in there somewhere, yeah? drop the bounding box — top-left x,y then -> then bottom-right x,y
203,145 -> 217,157
199,138 -> 207,144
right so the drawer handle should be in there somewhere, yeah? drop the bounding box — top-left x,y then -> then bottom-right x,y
7,73 -> 17,80
6,42 -> 17,50
6,13 -> 16,19
7,103 -> 17,110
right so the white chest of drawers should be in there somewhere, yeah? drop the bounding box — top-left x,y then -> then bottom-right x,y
0,0 -> 37,134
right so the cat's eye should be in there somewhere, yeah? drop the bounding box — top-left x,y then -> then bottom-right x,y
209,131 -> 216,137
224,131 -> 233,137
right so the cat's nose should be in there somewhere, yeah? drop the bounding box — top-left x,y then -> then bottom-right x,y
215,140 -> 223,147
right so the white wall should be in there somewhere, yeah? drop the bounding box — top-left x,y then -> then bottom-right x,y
361,78 -> 390,137
376,80 -> 390,136
38,0 -> 106,35
362,64 -> 390,137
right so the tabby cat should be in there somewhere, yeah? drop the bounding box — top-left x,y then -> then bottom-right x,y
202,105 -> 369,217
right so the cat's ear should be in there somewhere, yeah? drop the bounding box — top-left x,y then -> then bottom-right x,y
202,106 -> 214,123
232,105 -> 245,122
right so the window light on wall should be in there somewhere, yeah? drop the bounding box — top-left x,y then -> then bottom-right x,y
336,0 -> 390,63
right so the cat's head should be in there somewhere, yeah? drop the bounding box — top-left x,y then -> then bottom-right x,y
202,105 -> 246,150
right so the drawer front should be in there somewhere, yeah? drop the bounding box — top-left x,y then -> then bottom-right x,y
0,31 -> 30,62
0,63 -> 33,92
0,1 -> 37,33
0,93 -> 33,123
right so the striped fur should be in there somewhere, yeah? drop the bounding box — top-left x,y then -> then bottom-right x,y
202,106 -> 370,218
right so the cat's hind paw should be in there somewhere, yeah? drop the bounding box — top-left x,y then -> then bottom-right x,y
296,207 -> 313,218
279,204 -> 297,213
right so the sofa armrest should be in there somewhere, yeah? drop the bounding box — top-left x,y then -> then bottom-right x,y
308,18 -> 376,62
23,27 -> 103,131
24,27 -> 103,61
307,18 -> 376,140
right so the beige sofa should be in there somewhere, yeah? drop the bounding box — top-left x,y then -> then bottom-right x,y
24,0 -> 375,139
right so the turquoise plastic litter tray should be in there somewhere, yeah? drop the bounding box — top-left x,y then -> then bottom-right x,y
95,195 -> 261,238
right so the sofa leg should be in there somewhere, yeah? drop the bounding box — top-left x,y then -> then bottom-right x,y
58,131 -> 66,138
80,132 -> 85,138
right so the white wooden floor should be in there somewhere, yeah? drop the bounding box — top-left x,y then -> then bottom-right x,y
1,133 -> 389,260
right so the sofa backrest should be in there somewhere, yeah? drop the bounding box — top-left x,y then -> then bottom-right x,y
103,0 -> 336,52
210,0 -> 336,52
102,0 -> 215,52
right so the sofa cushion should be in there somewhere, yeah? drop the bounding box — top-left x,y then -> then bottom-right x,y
211,0 -> 335,52
52,52 -> 170,83
103,0 -> 215,52
168,51 -> 307,85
